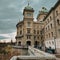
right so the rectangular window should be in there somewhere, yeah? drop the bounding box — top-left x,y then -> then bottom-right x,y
51,32 -> 53,37
48,19 -> 49,23
37,36 -> 39,39
51,23 -> 52,28
56,11 -> 58,16
17,31 -> 19,35
20,25 -> 22,28
50,16 -> 52,20
58,29 -> 60,34
20,30 -> 22,35
34,36 -> 36,40
27,22 -> 31,27
48,25 -> 50,30
46,34 -> 48,38
57,19 -> 60,25
46,27 -> 47,32
49,33 -> 50,38
27,29 -> 30,34
37,30 -> 39,34
52,41 -> 54,45
27,36 -> 31,39
34,30 -> 36,34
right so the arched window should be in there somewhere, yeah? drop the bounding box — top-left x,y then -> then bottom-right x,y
56,11 -> 58,16
57,19 -> 60,25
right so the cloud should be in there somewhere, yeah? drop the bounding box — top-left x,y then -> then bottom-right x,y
0,32 -> 16,42
0,0 -> 57,41
0,34 -> 10,38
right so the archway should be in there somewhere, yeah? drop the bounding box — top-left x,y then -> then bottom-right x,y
26,41 -> 31,46
18,41 -> 21,46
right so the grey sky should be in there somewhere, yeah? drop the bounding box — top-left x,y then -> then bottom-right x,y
0,0 -> 57,41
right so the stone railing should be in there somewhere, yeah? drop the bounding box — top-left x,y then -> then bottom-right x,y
28,46 -> 56,60
10,46 -> 56,60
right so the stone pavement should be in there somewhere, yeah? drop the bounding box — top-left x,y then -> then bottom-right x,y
56,58 -> 60,60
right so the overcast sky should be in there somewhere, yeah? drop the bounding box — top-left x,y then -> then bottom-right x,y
0,0 -> 57,42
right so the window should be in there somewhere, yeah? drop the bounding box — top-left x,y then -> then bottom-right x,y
58,29 -> 60,34
51,23 -> 52,28
27,29 -> 30,34
48,25 -> 50,30
46,27 -> 47,32
37,30 -> 39,34
37,36 -> 39,39
34,36 -> 36,40
27,36 -> 31,39
34,30 -> 36,34
49,33 -> 50,38
46,21 -> 47,25
44,16 -> 45,18
20,25 -> 22,28
56,11 -> 58,16
17,31 -> 19,35
20,30 -> 22,35
48,19 -> 49,23
46,34 -> 48,38
49,41 -> 51,44
52,41 -> 54,45
50,16 -> 52,20
51,32 -> 53,37
57,19 -> 60,25
27,22 -> 31,27
27,13 -> 31,16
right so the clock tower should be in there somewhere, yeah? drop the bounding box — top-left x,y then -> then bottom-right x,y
23,4 -> 34,19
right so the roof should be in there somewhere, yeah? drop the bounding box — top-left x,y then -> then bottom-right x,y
37,7 -> 48,19
41,7 -> 48,13
16,21 -> 24,27
25,5 -> 33,11
43,0 -> 60,21
23,4 -> 34,15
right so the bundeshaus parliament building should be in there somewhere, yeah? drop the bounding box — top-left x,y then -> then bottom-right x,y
16,0 -> 60,54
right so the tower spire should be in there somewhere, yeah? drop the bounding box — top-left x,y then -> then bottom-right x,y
27,0 -> 30,6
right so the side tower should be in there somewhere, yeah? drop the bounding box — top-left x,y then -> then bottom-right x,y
36,7 -> 48,50
16,3 -> 34,46
23,4 -> 34,46
37,7 -> 48,22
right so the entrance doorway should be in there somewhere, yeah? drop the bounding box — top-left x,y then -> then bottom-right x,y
26,41 -> 31,46
18,41 -> 21,46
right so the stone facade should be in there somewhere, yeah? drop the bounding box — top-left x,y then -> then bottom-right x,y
16,0 -> 60,54
15,5 -> 45,47
43,0 -> 60,53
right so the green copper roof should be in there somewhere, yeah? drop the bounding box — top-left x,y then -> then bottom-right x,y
41,7 -> 48,13
25,5 -> 33,10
